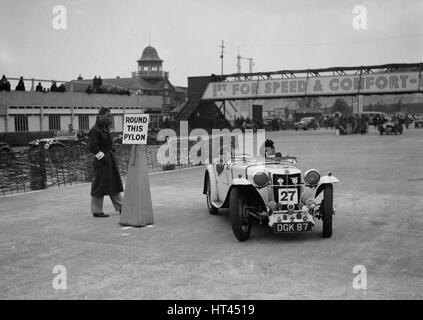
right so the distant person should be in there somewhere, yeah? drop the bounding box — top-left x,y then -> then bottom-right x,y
404,113 -> 410,129
66,124 -> 75,135
88,107 -> 123,218
50,81 -> 58,92
0,75 -> 7,91
15,76 -> 25,91
93,76 -> 99,89
35,82 -> 43,92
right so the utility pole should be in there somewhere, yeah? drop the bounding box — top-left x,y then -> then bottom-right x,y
219,40 -> 226,119
219,40 -> 225,76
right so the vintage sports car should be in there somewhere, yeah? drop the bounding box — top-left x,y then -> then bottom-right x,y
378,117 -> 403,135
28,130 -> 87,163
294,117 -> 319,130
203,146 -> 339,241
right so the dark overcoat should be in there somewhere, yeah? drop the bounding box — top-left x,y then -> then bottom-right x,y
89,120 -> 123,196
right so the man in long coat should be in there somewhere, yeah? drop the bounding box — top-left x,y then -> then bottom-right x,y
89,107 -> 124,217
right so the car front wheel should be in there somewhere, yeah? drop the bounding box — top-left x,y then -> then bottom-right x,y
206,175 -> 218,215
229,188 -> 251,241
321,184 -> 333,238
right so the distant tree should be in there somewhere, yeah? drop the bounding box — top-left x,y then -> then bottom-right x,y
331,98 -> 351,116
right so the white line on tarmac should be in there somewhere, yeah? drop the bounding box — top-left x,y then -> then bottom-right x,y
120,226 -> 133,230
0,165 -> 206,198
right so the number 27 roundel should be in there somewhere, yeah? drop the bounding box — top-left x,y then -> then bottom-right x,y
278,188 -> 298,203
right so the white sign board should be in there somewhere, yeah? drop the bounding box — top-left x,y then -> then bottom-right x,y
202,72 -> 423,100
122,114 -> 150,145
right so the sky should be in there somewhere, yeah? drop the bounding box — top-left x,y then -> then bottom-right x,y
0,0 -> 422,87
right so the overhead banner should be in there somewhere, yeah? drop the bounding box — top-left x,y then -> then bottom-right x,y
123,114 -> 150,145
202,72 -> 423,100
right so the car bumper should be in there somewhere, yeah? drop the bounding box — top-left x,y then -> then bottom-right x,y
268,207 -> 315,227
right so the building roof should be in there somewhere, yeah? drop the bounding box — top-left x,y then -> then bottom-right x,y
137,46 -> 163,63
174,86 -> 187,93
67,77 -> 162,92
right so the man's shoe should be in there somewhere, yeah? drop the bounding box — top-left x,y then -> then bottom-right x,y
93,212 -> 109,218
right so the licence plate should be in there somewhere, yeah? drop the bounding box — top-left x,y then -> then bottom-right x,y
274,222 -> 312,233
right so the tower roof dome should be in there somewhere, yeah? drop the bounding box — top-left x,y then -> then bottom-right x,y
138,46 -> 163,62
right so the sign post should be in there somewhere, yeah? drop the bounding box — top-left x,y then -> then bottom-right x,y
119,114 -> 154,227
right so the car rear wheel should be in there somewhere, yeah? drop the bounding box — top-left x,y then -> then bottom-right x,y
322,184 -> 333,238
229,188 -> 251,241
0,149 -> 13,165
206,175 -> 218,215
49,145 -> 66,163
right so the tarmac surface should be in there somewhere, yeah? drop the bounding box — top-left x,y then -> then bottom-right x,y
1,127 -> 422,299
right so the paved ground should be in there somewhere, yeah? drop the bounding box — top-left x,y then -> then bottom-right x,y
0,127 -> 422,299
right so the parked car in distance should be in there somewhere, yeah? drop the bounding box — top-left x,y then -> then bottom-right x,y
414,116 -> 423,128
28,130 -> 87,163
294,117 -> 319,130
0,142 -> 15,165
378,117 -> 403,135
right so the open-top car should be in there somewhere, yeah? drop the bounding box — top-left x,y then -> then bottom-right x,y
28,130 -> 87,163
294,117 -> 319,130
203,142 -> 339,241
378,117 -> 403,135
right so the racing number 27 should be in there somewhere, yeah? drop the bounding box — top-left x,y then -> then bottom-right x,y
280,190 -> 296,202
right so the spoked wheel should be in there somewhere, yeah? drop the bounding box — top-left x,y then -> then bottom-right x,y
229,188 -> 251,241
0,149 -> 13,165
205,175 -> 218,215
321,184 -> 333,238
49,145 -> 66,163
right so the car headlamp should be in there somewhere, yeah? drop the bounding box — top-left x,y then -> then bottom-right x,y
305,199 -> 316,209
304,169 -> 320,185
253,171 -> 268,187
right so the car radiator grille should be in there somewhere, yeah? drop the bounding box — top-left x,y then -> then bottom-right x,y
272,173 -> 301,210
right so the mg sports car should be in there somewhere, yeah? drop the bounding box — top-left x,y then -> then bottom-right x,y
203,143 -> 339,241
